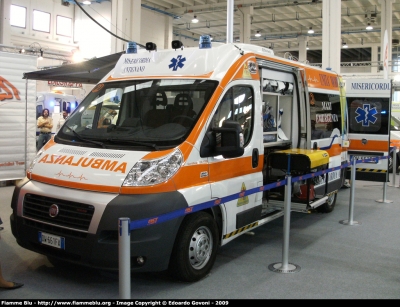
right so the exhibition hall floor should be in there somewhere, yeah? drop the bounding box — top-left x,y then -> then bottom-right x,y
1,178 -> 400,300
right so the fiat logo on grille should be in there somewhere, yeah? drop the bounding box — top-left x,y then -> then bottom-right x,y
49,204 -> 59,218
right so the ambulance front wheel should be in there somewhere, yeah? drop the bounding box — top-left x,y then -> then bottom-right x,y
317,191 -> 337,213
168,212 -> 219,282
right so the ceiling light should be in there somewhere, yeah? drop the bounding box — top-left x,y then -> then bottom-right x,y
255,31 -> 261,37
366,23 -> 373,30
308,27 -> 314,34
192,15 -> 198,23
82,1 -> 91,4
342,42 -> 348,48
72,48 -> 83,62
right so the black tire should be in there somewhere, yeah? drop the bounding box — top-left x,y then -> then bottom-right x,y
388,154 -> 393,173
168,212 -> 219,282
317,191 -> 337,213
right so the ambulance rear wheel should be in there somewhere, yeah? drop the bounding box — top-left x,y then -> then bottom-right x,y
388,152 -> 399,173
168,212 -> 219,282
317,191 -> 337,213
388,154 -> 393,173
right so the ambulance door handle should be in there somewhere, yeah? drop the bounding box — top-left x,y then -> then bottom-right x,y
362,138 -> 367,145
252,148 -> 259,168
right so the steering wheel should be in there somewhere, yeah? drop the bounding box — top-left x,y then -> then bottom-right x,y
171,115 -> 195,126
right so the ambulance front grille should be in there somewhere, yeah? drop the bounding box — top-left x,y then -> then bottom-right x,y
23,194 -> 94,231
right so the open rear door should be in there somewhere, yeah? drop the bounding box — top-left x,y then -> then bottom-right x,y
344,78 -> 392,182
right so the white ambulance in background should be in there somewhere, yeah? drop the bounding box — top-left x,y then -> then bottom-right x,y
344,79 -> 396,175
12,38 -> 352,282
390,104 -> 400,172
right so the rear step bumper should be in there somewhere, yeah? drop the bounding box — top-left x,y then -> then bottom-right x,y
266,196 -> 328,213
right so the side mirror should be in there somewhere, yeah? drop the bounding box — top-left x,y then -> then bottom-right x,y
200,120 -> 244,158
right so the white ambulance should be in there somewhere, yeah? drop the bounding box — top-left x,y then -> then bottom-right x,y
344,79 -> 395,176
11,38 -> 351,282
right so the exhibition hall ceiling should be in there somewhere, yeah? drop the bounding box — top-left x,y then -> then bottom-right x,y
138,0 -> 400,57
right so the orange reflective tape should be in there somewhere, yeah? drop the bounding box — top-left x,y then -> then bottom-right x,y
140,142 -> 193,166
255,56 -> 339,91
323,144 -> 343,157
220,54 -> 254,88
208,156 -> 263,182
349,140 -> 389,151
179,142 -> 195,160
120,179 -> 176,194
173,164 -> 210,190
304,67 -> 339,91
105,72 -> 214,82
143,148 -> 176,160
390,140 -> 400,148
30,174 -> 120,193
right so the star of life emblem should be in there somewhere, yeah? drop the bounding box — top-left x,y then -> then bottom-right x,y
355,104 -> 378,127
169,55 -> 186,71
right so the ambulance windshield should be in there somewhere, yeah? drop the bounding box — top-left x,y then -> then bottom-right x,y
56,79 -> 218,149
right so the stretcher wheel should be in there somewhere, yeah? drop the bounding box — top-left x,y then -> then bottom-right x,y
317,191 -> 337,213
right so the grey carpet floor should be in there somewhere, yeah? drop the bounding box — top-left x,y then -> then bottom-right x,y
1,179 -> 400,299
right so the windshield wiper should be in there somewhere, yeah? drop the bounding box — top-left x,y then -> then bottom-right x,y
64,125 -> 106,148
107,138 -> 159,150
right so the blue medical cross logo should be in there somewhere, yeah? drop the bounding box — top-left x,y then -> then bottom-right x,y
169,55 -> 186,71
355,104 -> 378,127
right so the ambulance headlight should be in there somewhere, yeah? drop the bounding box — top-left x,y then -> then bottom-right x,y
122,149 -> 183,186
27,149 -> 44,178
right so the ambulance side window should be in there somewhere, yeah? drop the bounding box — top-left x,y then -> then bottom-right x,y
211,86 -> 254,146
310,92 -> 342,139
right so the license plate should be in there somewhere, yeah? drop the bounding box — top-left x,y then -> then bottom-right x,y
39,232 -> 65,249
354,156 -> 378,163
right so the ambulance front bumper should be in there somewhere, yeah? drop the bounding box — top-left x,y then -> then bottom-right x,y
10,180 -> 186,271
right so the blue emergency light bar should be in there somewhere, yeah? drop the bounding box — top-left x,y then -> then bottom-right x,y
199,35 -> 212,49
126,42 -> 137,54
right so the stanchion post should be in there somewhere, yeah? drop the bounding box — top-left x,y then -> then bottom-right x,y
388,146 -> 397,187
376,151 -> 393,203
340,156 -> 361,226
268,154 -> 300,273
119,217 -> 131,299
